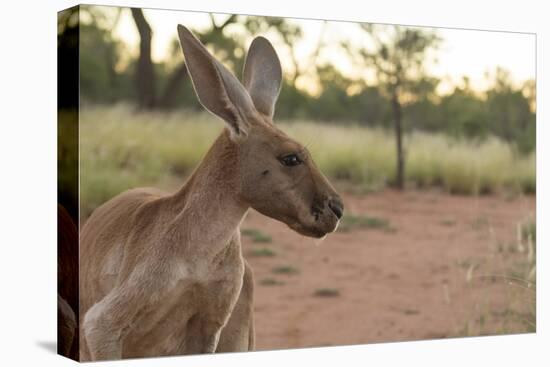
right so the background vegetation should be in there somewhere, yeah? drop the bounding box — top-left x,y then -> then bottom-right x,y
80,105 -> 535,217
57,5 -> 537,216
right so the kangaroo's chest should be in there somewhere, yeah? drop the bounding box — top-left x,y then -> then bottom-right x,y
121,244 -> 245,358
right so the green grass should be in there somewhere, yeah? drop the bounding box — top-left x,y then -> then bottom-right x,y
241,228 -> 273,243
338,213 -> 393,232
439,218 -> 457,226
272,265 -> 300,275
80,104 -> 536,216
259,278 -> 285,286
313,288 -> 340,298
403,309 -> 420,316
248,247 -> 277,257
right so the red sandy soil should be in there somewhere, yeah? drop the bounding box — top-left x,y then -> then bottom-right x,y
240,190 -> 536,351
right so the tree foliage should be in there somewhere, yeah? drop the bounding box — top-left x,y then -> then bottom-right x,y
350,24 -> 441,188
69,10 -> 536,154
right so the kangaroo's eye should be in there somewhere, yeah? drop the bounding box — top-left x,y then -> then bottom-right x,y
280,154 -> 302,167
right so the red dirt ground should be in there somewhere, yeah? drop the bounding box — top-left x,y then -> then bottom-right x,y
240,189 -> 536,350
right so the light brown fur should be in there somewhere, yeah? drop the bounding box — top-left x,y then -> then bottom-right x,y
79,25 -> 343,361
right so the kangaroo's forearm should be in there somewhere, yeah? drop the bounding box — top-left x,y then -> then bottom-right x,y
83,305 -> 123,360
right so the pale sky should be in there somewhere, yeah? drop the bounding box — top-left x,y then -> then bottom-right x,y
97,6 -> 535,95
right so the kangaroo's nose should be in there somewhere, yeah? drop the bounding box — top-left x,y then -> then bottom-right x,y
328,198 -> 344,220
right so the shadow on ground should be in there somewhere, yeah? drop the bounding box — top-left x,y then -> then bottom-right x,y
36,340 -> 57,354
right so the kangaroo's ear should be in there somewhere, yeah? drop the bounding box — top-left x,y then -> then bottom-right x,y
177,24 -> 254,141
243,36 -> 282,119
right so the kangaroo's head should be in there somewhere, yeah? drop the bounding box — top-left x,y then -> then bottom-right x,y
178,25 -> 343,238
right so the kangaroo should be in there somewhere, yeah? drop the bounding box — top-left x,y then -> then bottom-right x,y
79,24 -> 344,361
58,204 -> 79,359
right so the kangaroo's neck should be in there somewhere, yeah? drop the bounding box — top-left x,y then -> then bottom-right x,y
166,131 -> 248,256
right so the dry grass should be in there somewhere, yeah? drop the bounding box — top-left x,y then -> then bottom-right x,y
80,104 -> 536,216
456,216 -> 536,336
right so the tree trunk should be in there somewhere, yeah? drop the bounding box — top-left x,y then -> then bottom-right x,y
131,8 -> 156,110
391,92 -> 405,190
159,62 -> 188,109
